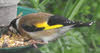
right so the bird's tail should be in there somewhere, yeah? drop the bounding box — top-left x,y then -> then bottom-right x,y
72,22 -> 94,28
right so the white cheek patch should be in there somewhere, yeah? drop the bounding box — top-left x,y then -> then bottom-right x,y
16,18 -> 20,29
9,26 -> 14,30
9,26 -> 17,33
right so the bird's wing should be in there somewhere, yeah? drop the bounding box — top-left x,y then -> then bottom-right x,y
48,15 -> 93,27
48,15 -> 75,26
21,24 -> 44,32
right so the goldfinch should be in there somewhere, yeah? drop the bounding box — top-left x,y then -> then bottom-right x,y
8,12 -> 93,43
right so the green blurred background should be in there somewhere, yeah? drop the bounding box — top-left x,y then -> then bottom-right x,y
18,0 -> 100,53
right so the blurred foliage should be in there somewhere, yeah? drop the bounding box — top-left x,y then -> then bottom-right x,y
19,0 -> 100,53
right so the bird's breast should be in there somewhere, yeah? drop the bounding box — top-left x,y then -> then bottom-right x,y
25,29 -> 58,41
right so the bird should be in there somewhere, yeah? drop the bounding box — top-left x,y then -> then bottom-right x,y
8,12 -> 93,44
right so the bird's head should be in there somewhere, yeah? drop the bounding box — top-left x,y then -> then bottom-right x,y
8,18 -> 20,34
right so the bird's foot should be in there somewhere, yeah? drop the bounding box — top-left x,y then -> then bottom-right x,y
28,40 -> 47,48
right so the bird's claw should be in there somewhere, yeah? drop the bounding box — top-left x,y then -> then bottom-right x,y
28,40 -> 46,48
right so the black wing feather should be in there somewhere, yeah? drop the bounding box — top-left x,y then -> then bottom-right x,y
48,15 -> 75,26
48,15 -> 92,27
21,24 -> 44,32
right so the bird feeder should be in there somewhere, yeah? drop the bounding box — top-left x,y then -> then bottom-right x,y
0,5 -> 41,53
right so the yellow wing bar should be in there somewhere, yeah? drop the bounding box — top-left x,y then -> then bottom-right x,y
35,22 -> 63,30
